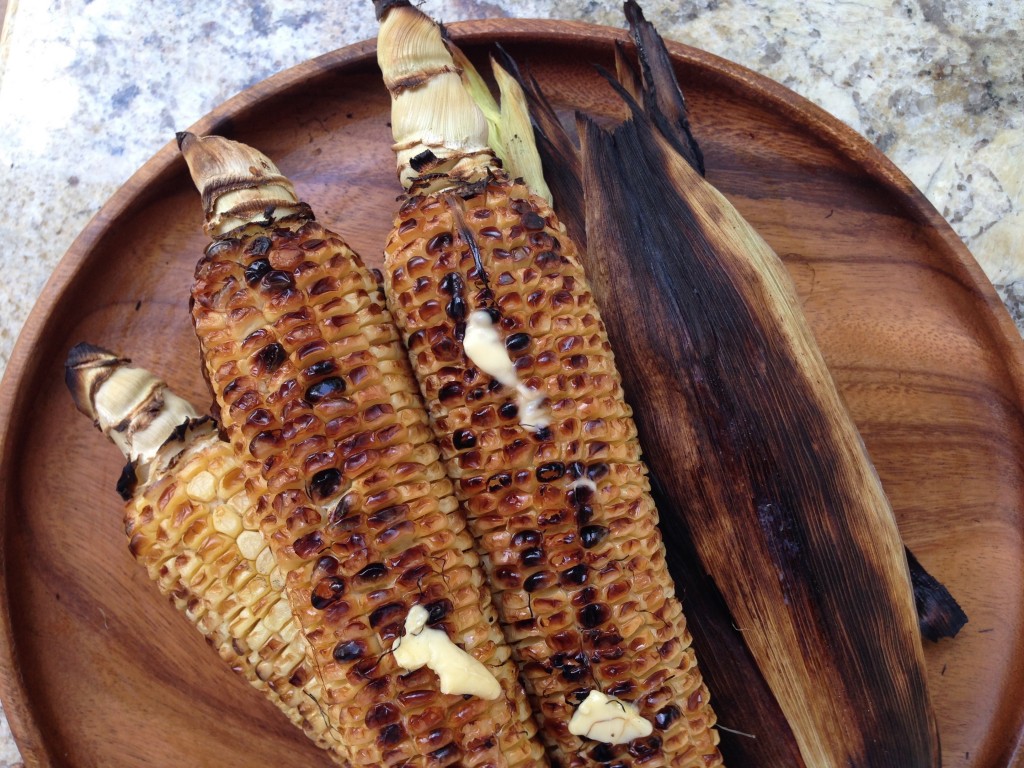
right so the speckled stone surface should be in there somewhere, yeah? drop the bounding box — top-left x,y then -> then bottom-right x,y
0,0 -> 1021,763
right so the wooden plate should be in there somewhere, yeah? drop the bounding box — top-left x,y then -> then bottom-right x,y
1,19 -> 1022,768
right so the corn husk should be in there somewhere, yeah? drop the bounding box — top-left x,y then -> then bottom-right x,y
569,5 -> 940,765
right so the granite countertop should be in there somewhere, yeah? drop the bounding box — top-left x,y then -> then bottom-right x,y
0,0 -> 1020,764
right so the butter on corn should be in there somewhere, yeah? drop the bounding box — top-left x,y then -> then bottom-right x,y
392,604 -> 501,700
569,691 -> 654,745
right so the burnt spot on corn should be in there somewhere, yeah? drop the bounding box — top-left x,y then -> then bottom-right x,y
293,531 -> 324,559
305,376 -> 346,404
654,704 -> 681,730
408,148 -> 438,173
569,484 -> 594,507
589,743 -> 618,763
560,565 -> 588,586
311,576 -> 346,609
115,460 -> 138,501
522,211 -> 546,231
356,562 -> 389,582
551,650 -> 590,683
427,743 -> 461,764
505,332 -> 531,352
204,237 -> 237,259
309,468 -> 343,500
538,510 -> 564,527
376,722 -> 407,748
498,401 -> 519,421
303,359 -> 337,379
253,342 -> 286,375
246,235 -> 272,256
438,381 -> 463,403
536,462 -> 565,482
245,409 -> 274,429
446,295 -> 467,322
439,271 -> 463,295
365,701 -> 401,729
438,270 -> 468,336
425,599 -> 452,624
244,258 -> 272,284
581,525 -> 609,549
512,529 -> 540,548
313,554 -> 340,579
628,736 -> 662,760
533,426 -> 553,443
452,428 -> 476,450
524,572 -> 553,593
261,270 -> 295,291
427,233 -> 453,255
369,601 -> 405,629
605,679 -> 635,698
520,547 -> 545,567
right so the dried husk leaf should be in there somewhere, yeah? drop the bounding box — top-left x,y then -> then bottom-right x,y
578,102 -> 938,768
447,40 -> 552,203
487,45 -> 585,247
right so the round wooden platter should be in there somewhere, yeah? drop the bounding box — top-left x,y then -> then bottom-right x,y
1,18 -> 1023,768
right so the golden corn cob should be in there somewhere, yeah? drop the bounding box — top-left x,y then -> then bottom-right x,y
64,343 -> 348,764
181,132 -> 548,768
374,4 -> 722,766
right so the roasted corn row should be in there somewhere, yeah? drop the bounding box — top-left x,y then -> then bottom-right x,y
64,343 -> 348,764
181,133 -> 548,768
375,4 -> 722,766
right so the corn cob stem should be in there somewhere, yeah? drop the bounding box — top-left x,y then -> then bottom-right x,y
374,3 -> 498,195
376,5 -> 722,766
175,132 -> 307,237
182,133 -> 547,767
64,343 -> 350,765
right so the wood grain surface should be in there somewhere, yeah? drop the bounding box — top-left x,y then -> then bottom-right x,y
0,19 -> 1022,768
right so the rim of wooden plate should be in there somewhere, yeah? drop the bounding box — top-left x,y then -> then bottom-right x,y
1,17 -> 1022,767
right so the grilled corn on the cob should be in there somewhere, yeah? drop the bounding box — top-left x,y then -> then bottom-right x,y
181,132 -> 548,768
64,343 -> 348,764
375,4 -> 722,766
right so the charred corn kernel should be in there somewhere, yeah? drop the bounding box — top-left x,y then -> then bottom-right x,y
64,343 -> 349,765
180,132 -> 548,768
375,4 -> 722,766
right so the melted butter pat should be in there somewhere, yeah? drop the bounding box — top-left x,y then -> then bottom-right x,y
463,310 -> 549,430
392,605 -> 501,700
568,690 -> 654,745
